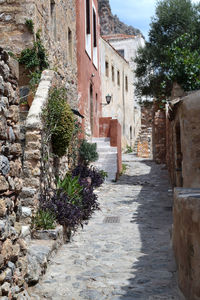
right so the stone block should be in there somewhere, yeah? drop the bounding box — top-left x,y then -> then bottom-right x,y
0,176 -> 9,191
8,105 -> 19,123
10,143 -> 22,156
24,150 -> 40,161
0,198 -> 7,217
0,115 -> 7,140
0,155 -> 10,175
9,159 -> 22,177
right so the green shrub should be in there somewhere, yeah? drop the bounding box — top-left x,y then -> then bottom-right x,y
32,209 -> 56,230
56,174 -> 83,206
79,139 -> 98,166
18,31 -> 48,71
44,87 -> 75,157
125,146 -> 133,153
25,19 -> 34,34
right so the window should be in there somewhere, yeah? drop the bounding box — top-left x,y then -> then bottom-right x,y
117,49 -> 125,57
93,9 -> 97,47
117,70 -> 120,86
51,0 -> 56,40
92,6 -> 98,68
112,65 -> 115,82
86,0 -> 90,34
85,0 -> 91,57
95,93 -> 98,113
125,76 -> 128,91
105,61 -> 109,77
68,27 -> 72,61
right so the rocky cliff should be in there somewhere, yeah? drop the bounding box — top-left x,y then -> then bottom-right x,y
98,0 -> 142,36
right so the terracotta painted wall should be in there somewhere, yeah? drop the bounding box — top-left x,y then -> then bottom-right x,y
76,0 -> 102,137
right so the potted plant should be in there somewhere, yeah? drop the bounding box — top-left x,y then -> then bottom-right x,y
20,100 -> 29,112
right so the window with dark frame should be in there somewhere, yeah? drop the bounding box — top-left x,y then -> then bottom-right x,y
96,93 -> 98,113
125,76 -> 128,91
105,61 -> 109,77
112,65 -> 115,82
117,70 -> 120,86
86,0 -> 90,35
93,8 -> 97,47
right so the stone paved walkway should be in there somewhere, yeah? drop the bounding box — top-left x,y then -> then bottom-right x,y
29,154 -> 183,300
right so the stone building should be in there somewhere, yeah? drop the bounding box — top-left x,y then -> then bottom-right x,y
0,0 -> 78,108
76,0 -> 102,137
164,89 -> 200,300
166,91 -> 200,188
100,36 -> 135,149
0,1 -> 78,297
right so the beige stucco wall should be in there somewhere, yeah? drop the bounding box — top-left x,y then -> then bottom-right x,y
0,0 -> 78,108
100,37 -> 136,149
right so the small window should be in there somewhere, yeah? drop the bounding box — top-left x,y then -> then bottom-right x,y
96,93 -> 98,113
51,0 -> 56,40
68,28 -> 72,61
105,61 -> 109,77
117,49 -> 125,57
112,66 -> 115,82
86,0 -> 90,34
125,76 -> 128,91
93,8 -> 97,47
117,70 -> 120,86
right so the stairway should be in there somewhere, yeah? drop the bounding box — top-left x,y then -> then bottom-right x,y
92,138 -> 118,182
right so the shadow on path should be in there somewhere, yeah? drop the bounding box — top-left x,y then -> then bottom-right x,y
116,156 -> 178,299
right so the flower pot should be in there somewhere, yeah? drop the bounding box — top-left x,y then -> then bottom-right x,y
27,92 -> 34,107
20,104 -> 29,112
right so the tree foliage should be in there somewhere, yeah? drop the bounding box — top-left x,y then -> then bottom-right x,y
135,0 -> 200,100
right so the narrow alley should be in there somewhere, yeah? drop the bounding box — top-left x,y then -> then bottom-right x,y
29,154 -> 182,300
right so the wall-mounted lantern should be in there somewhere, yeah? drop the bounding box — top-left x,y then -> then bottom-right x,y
105,94 -> 112,104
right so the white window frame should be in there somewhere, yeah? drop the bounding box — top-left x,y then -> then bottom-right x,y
85,0 -> 91,58
92,1 -> 98,68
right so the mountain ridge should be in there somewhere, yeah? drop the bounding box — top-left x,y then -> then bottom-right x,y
98,0 -> 142,36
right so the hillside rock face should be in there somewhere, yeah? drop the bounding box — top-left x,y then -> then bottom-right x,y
98,0 -> 142,36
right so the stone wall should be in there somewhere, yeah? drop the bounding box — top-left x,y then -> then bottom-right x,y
0,47 -> 29,299
166,90 -> 200,188
153,108 -> 166,164
173,188 -> 200,300
136,104 -> 153,158
0,0 -> 78,108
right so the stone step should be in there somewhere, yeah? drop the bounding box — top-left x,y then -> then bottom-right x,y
26,231 -> 63,286
96,146 -> 117,153
92,137 -> 117,181
98,152 -> 117,159
92,137 -> 110,143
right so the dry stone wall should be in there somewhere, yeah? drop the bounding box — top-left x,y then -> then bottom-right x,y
0,0 -> 78,109
0,47 -> 29,299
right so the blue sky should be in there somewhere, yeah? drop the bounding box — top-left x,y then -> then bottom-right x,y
109,0 -> 199,39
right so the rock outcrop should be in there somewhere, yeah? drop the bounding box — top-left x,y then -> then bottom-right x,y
98,0 -> 142,36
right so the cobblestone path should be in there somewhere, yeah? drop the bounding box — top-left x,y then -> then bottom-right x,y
29,154 -> 183,300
